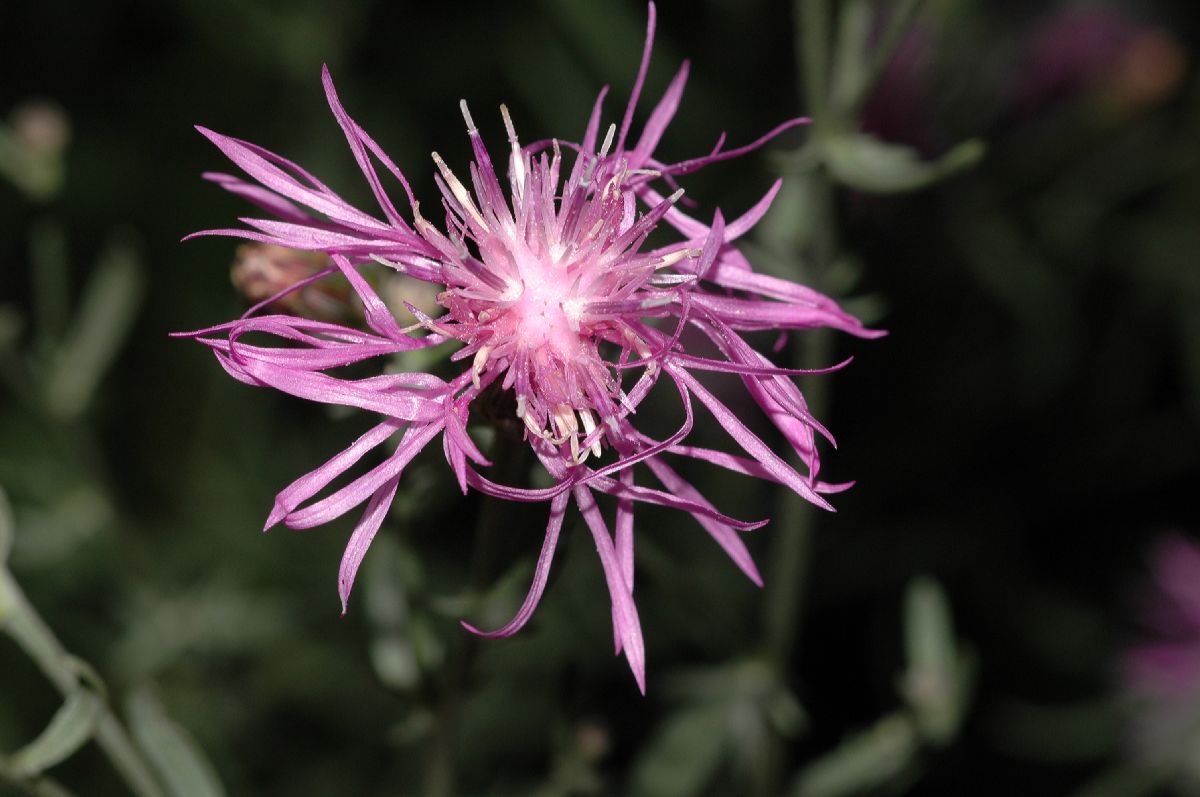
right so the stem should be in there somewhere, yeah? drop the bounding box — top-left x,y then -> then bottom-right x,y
760,4 -> 842,782
759,179 -> 839,797
423,430 -> 527,797
851,0 -> 924,117
764,327 -> 834,666
797,0 -> 831,134
0,568 -> 165,797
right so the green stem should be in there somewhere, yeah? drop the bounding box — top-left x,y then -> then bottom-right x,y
0,568 -> 164,797
849,0 -> 924,117
763,326 -> 834,666
760,3 -> 842,777
763,153 -> 838,668
797,0 -> 831,134
423,430 -> 527,797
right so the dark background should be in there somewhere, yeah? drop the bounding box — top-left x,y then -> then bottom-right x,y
2,1 -> 1198,795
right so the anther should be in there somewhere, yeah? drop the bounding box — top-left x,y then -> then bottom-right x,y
599,123 -> 617,160
459,99 -> 477,134
578,409 -> 602,458
500,104 -> 526,199
431,151 -> 488,229
471,345 -> 491,390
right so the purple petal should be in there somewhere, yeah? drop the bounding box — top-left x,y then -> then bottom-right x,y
202,171 -> 313,223
266,418 -> 405,529
630,59 -> 690,167
666,365 -> 834,511
195,126 -> 390,232
460,490 -> 571,638
616,1 -> 657,153
338,472 -> 402,612
574,484 -> 646,693
330,254 -> 407,341
643,456 -> 763,586
321,65 -> 411,231
615,469 -> 635,590
284,422 -> 442,529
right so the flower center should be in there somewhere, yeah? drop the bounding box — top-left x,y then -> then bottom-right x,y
508,267 -> 582,358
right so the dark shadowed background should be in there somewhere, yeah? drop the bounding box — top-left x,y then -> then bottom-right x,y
2,1 -> 1199,795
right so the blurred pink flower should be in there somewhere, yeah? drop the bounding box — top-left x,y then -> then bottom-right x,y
1122,534 -> 1200,761
180,4 -> 879,690
1012,7 -> 1184,113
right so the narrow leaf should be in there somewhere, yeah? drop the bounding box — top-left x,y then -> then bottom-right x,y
901,576 -> 973,745
825,133 -> 984,194
127,690 -> 225,797
7,690 -> 103,777
790,714 -> 920,797
44,235 -> 144,419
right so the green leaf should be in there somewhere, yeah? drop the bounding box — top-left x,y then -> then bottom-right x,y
365,537 -> 420,691
903,577 -> 954,692
127,689 -> 225,797
824,134 -> 984,193
0,121 -> 66,201
630,704 -> 728,797
790,714 -> 920,797
6,690 -> 103,777
900,576 -> 973,745
43,234 -> 144,420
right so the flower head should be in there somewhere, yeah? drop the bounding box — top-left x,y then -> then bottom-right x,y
180,3 -> 880,691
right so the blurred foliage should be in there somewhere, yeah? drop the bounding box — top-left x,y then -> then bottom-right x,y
1,0 -> 1198,795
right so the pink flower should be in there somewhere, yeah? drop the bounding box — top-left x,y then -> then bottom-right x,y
1122,535 -> 1200,761
180,4 -> 880,691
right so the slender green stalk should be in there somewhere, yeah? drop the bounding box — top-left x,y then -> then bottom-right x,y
424,429 -> 527,797
797,0 -> 831,134
850,0 -> 924,117
762,169 -> 837,665
759,5 -> 843,792
0,568 -> 165,797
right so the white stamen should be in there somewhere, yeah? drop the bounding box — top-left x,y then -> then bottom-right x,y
599,123 -> 617,160
431,151 -> 488,229
522,410 -> 544,438
500,104 -> 526,200
471,345 -> 491,390
515,394 -> 527,419
624,328 -> 658,376
648,274 -> 699,286
411,201 -> 439,238
657,248 -> 700,268
578,409 -> 602,458
459,99 -> 477,134
369,253 -> 402,270
639,295 -> 675,310
552,404 -> 578,438
601,173 -> 620,202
